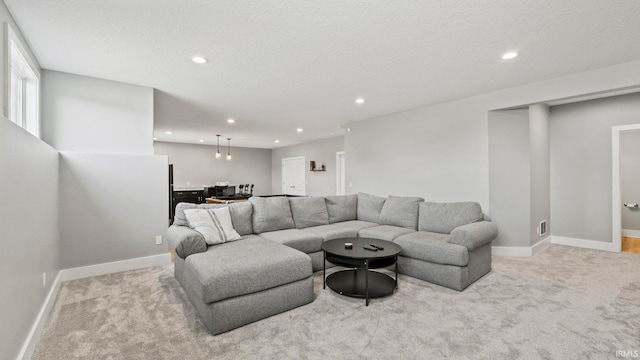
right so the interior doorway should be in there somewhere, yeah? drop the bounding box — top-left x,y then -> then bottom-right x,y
282,156 -> 306,195
612,124 -> 640,253
336,151 -> 345,195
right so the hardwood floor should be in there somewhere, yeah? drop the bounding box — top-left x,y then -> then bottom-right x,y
621,236 -> 640,254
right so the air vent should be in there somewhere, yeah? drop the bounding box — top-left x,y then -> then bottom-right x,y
538,220 -> 547,236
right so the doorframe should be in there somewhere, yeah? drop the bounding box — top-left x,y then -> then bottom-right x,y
611,123 -> 640,253
282,156 -> 306,195
336,151 -> 345,195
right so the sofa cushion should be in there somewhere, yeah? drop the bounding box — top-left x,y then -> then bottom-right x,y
419,202 -> 484,234
227,201 -> 253,236
289,197 -> 329,229
357,193 -> 386,223
174,202 -> 252,235
184,207 -> 242,245
358,225 -> 415,241
304,223 -> 360,241
258,229 -> 324,254
394,232 -> 469,266
325,194 -> 357,223
249,196 -> 295,233
379,195 -> 424,229
184,236 -> 312,304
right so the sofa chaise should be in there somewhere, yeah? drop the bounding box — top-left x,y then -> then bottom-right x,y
166,192 -> 498,335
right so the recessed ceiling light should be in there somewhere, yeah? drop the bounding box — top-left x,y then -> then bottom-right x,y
165,131 -> 172,135
502,52 -> 518,60
227,118 -> 235,124
191,56 -> 208,64
297,128 -> 303,133
275,140 -> 280,143
337,125 -> 343,129
355,97 -> 365,104
153,137 -> 157,141
199,139 -> 204,143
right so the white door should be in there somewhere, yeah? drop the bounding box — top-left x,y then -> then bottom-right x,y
336,151 -> 345,195
613,124 -> 640,252
282,156 -> 306,195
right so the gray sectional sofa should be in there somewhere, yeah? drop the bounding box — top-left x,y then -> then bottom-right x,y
166,193 -> 498,335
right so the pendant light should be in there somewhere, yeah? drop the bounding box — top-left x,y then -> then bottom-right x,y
226,138 -> 232,160
215,135 -> 222,159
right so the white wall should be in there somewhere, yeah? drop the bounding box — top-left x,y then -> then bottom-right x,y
488,109 -> 530,247
551,93 -> 640,242
0,3 -> 58,359
42,70 -> 154,154
272,136 -> 344,196
346,60 -> 640,248
58,152 -> 168,268
154,141 -> 272,195
347,101 -> 490,204
488,105 -> 550,249
529,104 -> 550,245
0,118 -> 59,360
41,70 -> 170,268
621,130 -> 640,232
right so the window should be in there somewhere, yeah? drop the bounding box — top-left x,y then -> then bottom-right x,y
6,23 -> 40,137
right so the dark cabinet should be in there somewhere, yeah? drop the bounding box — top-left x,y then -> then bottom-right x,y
173,190 -> 205,205
191,190 -> 205,203
171,189 -> 205,224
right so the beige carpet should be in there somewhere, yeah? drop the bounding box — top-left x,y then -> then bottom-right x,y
32,245 -> 640,360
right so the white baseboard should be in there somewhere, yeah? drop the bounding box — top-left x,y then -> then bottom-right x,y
17,271 -> 62,360
551,236 -> 617,252
60,253 -> 172,282
18,253 -> 172,360
492,237 -> 550,257
622,229 -> 640,239
531,236 -> 551,255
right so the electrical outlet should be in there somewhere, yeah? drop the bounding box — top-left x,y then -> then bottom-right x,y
42,273 -> 46,288
156,235 -> 163,245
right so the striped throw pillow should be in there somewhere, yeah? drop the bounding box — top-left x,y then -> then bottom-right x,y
184,207 -> 242,245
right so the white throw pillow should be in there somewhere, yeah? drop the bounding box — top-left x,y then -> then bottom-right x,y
184,207 -> 242,245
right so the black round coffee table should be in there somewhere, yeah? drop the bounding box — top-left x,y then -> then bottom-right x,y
322,237 -> 401,306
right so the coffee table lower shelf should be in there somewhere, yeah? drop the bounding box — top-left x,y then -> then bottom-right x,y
325,269 -> 397,299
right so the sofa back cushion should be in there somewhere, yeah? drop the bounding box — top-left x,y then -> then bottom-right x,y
249,196 -> 295,233
357,192 -> 386,223
174,202 -> 253,236
289,197 -> 329,229
227,201 -> 254,236
325,194 -> 357,223
419,202 -> 483,234
379,195 -> 425,229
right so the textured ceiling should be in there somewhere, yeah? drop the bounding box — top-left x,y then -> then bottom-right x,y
5,0 -> 640,148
